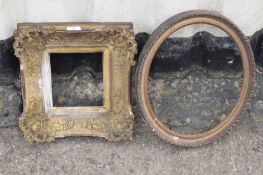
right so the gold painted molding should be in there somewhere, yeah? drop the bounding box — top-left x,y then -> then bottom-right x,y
13,23 -> 137,142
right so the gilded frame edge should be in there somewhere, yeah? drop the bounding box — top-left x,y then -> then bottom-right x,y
42,46 -> 111,115
13,22 -> 137,142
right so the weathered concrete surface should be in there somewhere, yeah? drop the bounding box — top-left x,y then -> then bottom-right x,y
0,85 -> 21,127
0,110 -> 262,174
0,71 -> 262,174
52,67 -> 103,107
1,31 -> 263,174
148,67 -> 242,135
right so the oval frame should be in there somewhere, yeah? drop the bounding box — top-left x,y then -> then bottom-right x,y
136,10 -> 255,146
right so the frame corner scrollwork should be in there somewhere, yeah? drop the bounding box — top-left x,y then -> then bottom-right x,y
14,22 -> 137,142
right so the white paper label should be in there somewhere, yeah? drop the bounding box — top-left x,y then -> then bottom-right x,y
67,26 -> 82,31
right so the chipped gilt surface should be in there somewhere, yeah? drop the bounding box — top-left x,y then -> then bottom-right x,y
14,23 -> 137,142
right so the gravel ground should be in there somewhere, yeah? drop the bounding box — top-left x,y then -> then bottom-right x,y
0,70 -> 263,175
0,111 -> 262,175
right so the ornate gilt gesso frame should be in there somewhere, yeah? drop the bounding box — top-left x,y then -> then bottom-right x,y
13,23 -> 137,142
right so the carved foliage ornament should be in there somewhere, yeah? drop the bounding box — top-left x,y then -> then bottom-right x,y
14,23 -> 137,142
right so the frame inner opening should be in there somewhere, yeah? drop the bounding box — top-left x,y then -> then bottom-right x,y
50,52 -> 103,107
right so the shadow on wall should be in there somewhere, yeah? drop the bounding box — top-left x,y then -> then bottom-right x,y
1,29 -> 263,74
